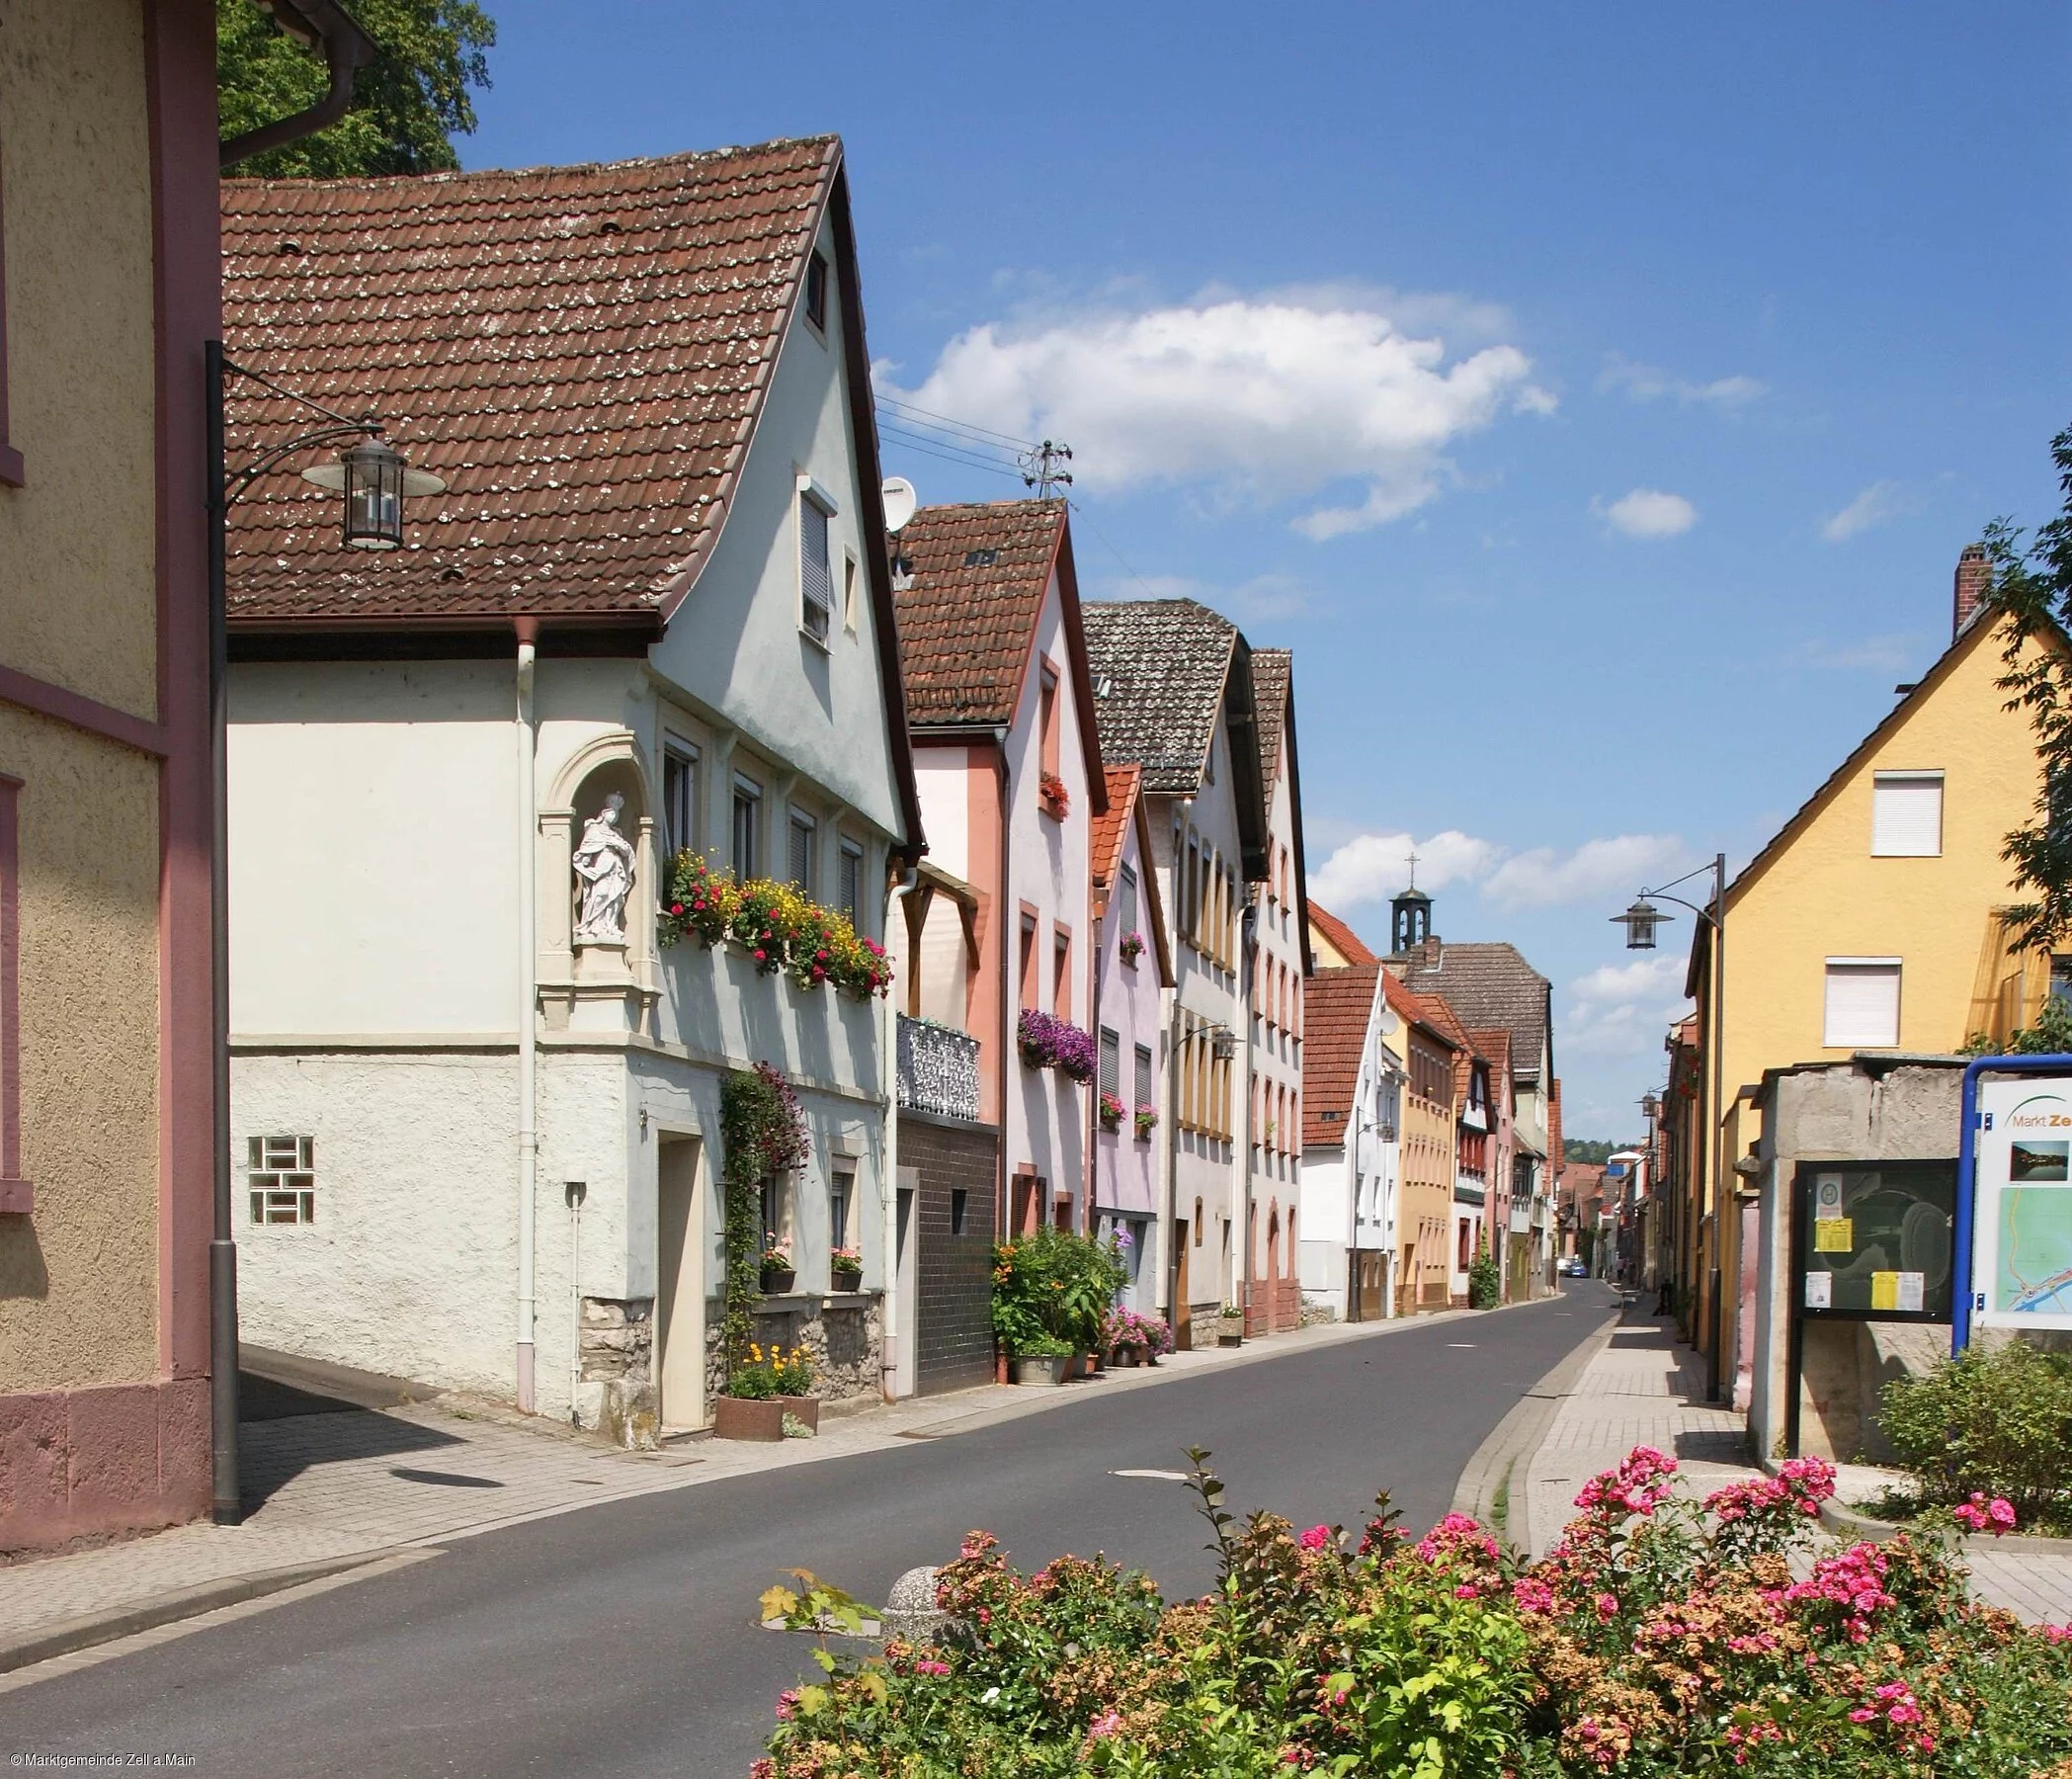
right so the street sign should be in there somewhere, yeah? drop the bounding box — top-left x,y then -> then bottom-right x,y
1969,1074 -> 2072,1331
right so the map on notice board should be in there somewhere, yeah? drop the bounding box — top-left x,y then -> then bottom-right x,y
1975,1080 -> 2072,1329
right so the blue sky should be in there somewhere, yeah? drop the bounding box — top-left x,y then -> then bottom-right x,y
465,2 -> 2069,1136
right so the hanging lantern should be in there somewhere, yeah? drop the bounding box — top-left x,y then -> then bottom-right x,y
1614,897 -> 1668,951
302,436 -> 445,551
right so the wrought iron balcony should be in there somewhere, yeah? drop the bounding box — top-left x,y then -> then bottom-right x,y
897,1014 -> 981,1122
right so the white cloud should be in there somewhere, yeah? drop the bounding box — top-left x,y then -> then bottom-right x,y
1483,835 -> 1690,910
1821,480 -> 1901,543
1600,488 -> 1698,539
1311,830 -> 1688,913
1598,354 -> 1765,409
1562,956 -> 1694,1059
882,291 -> 1551,540
1786,632 -> 1924,673
1311,830 -> 1498,909
1090,569 -> 1319,624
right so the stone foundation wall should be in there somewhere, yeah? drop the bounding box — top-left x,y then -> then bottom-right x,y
577,1296 -> 657,1450
704,1295 -> 885,1405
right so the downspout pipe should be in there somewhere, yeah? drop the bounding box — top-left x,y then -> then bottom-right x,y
219,0 -> 378,169
515,620 -> 539,1411
882,864 -> 920,1401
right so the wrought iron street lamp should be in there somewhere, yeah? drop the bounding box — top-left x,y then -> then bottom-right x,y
1611,855 -> 1730,1399
204,343 -> 442,1523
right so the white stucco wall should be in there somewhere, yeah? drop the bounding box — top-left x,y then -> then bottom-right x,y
1146,740 -> 1248,1311
234,1050 -> 521,1399
645,212 -> 902,843
1252,720 -> 1305,1290
229,661 -> 520,1036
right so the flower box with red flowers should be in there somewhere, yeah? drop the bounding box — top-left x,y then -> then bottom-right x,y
1037,771 -> 1070,819
1098,1091 -> 1124,1132
1118,929 -> 1146,967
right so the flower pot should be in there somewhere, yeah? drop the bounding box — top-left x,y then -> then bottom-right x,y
760,1266 -> 795,1294
1008,1354 -> 1068,1387
713,1395 -> 819,1441
829,1266 -> 864,1293
1109,1347 -> 1140,1369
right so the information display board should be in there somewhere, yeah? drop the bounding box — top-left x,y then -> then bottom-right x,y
1971,1076 -> 2072,1330
1794,1161 -> 1953,1323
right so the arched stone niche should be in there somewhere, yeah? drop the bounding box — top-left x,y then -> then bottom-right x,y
539,730 -> 660,1033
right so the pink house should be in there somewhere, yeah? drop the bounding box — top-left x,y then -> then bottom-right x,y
1090,763 -> 1174,1308
894,500 -> 1107,1237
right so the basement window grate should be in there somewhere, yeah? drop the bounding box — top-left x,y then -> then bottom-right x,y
249,1135 -> 315,1225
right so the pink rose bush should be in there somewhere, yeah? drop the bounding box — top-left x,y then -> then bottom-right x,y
754,1447 -> 2072,1777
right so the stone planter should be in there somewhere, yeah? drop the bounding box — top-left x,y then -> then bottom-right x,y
713,1394 -> 820,1441
760,1266 -> 795,1295
1008,1354 -> 1068,1387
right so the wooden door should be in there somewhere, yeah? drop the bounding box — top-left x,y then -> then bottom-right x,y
1174,1219 -> 1192,1350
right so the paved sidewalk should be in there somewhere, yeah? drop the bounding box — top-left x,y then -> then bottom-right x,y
0,1305 -> 1488,1672
1521,1303 -> 2072,1625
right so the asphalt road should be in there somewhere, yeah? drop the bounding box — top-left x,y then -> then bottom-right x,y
8,1284 -> 1619,1778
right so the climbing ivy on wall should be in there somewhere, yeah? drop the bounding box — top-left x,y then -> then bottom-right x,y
717,1062 -> 809,1386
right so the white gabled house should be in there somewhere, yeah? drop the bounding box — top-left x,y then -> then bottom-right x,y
221,137 -> 923,1444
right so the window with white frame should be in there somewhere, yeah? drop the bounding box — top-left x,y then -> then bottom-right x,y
1099,1027 -> 1121,1099
1824,959 -> 1902,1048
804,250 -> 830,331
1871,771 -> 1944,857
761,1172 -> 794,1257
829,1165 -> 853,1252
1134,1042 -> 1154,1114
731,775 -> 761,879
787,808 -> 816,890
798,486 -> 834,644
838,839 -> 864,929
662,737 -> 700,859
248,1136 -> 315,1225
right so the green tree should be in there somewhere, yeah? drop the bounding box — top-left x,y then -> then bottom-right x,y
1989,423 -> 2072,952
218,0 -> 495,179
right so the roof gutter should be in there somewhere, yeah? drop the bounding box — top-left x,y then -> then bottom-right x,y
220,0 -> 379,169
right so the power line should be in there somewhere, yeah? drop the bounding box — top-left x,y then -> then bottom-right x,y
876,418 -> 1021,470
876,395 -> 1036,452
877,430 -> 1024,481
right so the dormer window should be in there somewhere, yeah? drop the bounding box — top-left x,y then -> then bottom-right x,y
804,251 -> 829,332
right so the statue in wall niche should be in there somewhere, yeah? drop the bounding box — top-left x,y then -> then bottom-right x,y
572,792 -> 636,944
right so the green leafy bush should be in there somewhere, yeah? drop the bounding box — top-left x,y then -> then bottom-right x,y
754,1445 -> 2072,1777
1468,1250 -> 1503,1310
727,1341 -> 813,1400
990,1226 -> 1128,1357
1880,1338 -> 2072,1527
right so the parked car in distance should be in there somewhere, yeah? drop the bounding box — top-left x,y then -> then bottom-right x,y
1560,1256 -> 1588,1278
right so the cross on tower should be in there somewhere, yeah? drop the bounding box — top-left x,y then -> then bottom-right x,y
1405,847 -> 1420,890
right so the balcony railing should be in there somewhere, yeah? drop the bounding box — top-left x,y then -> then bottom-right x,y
897,1014 -> 981,1122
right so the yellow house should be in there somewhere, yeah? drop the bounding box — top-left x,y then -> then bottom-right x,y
1679,544 -> 2058,1400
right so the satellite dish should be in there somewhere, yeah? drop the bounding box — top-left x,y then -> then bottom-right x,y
881,475 -> 917,534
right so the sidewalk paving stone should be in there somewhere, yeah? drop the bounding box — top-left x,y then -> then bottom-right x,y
1522,1305 -> 2072,1625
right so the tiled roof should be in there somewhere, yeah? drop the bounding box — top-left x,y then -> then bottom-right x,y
1398,943 -> 1551,1084
1091,763 -> 1139,890
220,136 -> 839,625
1468,1028 -> 1512,1088
1302,964 -> 1379,1147
1382,967 -> 1450,1045
894,501 -> 1067,725
1308,901 -> 1378,968
1251,647 -> 1290,790
1081,600 -> 1239,795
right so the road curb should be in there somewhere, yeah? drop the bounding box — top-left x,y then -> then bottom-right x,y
0,1548 -> 411,1676
1450,1299 -> 1622,1546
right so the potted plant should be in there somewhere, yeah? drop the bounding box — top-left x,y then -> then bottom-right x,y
1098,1090 -> 1124,1132
760,1236 -> 794,1295
714,1341 -> 818,1440
1133,1102 -> 1158,1141
1007,1333 -> 1072,1386
1118,929 -> 1145,967
1017,1008 -> 1096,1080
1037,770 -> 1070,819
829,1245 -> 863,1289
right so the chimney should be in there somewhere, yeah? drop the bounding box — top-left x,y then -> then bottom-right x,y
1953,542 -> 1991,638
